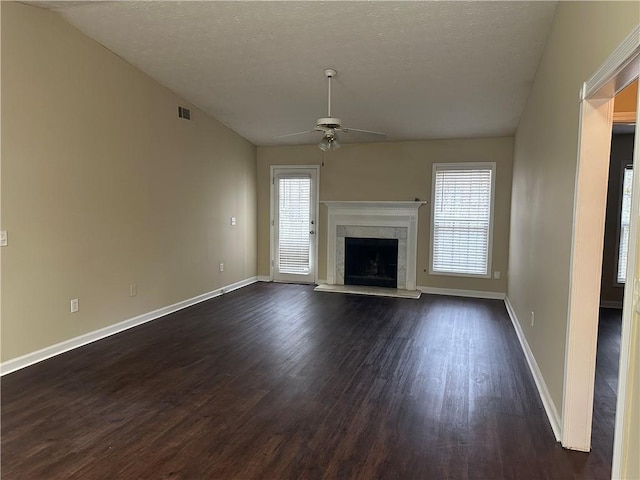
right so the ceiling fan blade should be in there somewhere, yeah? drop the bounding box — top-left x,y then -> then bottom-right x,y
274,130 -> 318,139
339,127 -> 386,137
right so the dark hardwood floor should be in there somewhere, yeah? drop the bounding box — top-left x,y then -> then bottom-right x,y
590,308 -> 623,478
1,283 -> 615,479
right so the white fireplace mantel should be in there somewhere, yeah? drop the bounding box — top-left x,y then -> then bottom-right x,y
323,201 -> 427,290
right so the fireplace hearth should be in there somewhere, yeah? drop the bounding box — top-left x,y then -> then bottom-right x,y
344,237 -> 398,288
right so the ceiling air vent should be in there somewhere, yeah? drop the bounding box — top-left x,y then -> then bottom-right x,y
178,106 -> 191,120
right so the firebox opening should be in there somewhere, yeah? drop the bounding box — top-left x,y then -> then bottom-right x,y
344,237 -> 399,288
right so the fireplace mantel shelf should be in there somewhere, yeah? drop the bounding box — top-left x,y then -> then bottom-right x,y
322,201 -> 427,210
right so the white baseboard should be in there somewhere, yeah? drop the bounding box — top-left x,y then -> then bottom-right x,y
417,286 -> 506,300
259,277 -> 327,285
504,296 -> 562,441
0,276 -> 258,376
600,300 -> 623,309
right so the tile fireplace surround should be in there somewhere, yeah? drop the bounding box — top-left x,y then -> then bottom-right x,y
323,201 -> 426,291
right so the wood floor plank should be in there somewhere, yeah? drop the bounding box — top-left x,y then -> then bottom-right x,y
1,283 -> 616,479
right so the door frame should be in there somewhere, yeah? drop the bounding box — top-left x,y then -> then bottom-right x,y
563,24 -> 639,474
269,165 -> 320,284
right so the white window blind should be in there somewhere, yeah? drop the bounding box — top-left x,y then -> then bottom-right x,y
617,166 -> 633,284
432,165 -> 494,276
278,176 -> 311,275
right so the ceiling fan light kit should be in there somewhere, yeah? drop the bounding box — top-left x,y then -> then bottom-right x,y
276,68 -> 385,150
318,134 -> 340,152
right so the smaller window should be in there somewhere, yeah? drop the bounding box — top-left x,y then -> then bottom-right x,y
430,163 -> 496,277
617,166 -> 633,284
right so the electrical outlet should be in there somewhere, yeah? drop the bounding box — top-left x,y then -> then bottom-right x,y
493,271 -> 501,279
130,284 -> 137,297
0,231 -> 7,247
230,216 -> 236,226
531,311 -> 535,327
219,262 -> 224,272
71,298 -> 79,313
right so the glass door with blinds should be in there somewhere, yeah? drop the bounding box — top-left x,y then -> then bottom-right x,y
272,167 -> 318,283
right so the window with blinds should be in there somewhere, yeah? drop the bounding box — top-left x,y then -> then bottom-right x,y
278,176 -> 311,275
431,163 -> 495,277
617,166 -> 633,284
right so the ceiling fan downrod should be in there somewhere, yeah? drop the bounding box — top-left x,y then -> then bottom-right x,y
325,68 -> 336,118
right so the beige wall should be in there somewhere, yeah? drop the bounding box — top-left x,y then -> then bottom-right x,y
257,137 -> 513,292
0,2 -> 257,362
508,1 -> 638,418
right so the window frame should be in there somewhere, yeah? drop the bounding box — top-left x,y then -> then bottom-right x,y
429,162 -> 496,279
615,164 -> 633,286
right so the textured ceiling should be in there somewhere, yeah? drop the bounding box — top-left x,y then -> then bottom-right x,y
34,1 -> 557,146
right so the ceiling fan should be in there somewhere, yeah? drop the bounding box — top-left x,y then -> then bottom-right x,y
276,68 -> 386,151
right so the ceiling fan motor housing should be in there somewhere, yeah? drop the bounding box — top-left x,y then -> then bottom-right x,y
316,117 -> 342,130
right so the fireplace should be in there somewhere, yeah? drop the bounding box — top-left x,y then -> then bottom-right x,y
345,237 -> 399,288
323,201 -> 426,291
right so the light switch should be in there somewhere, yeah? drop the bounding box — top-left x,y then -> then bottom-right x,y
230,217 -> 236,226
0,231 -> 7,247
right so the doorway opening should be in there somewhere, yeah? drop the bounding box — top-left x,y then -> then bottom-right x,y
594,81 -> 636,472
563,26 -> 639,480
